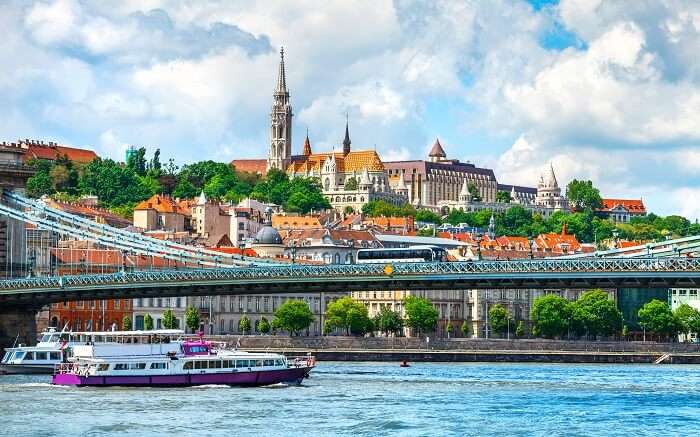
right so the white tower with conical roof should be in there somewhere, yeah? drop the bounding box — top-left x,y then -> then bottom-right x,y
268,47 -> 293,172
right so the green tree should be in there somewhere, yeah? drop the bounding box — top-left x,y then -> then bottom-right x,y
78,158 -> 149,207
258,317 -> 271,335
515,320 -> 525,338
403,296 -> 439,335
122,315 -> 132,331
362,200 -> 417,217
173,176 -> 199,199
26,170 -> 54,198
570,289 -> 623,338
273,299 -> 314,336
162,309 -> 178,329
185,305 -> 200,333
239,315 -> 251,335
496,191 -> 512,203
373,306 -> 404,336
622,325 -> 629,339
344,206 -> 355,215
460,320 -> 470,337
638,299 -> 678,341
326,297 -> 372,335
344,177 -> 358,191
673,303 -> 700,340
488,304 -> 512,337
416,210 -> 442,224
446,321 -> 454,338
531,294 -> 571,338
144,314 -> 153,331
126,147 -> 147,175
467,183 -> 482,202
566,179 -> 602,212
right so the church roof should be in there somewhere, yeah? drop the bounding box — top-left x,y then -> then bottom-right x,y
231,159 -> 268,175
287,150 -> 384,174
429,138 -> 446,157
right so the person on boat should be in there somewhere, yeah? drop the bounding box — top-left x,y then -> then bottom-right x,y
400,360 -> 410,367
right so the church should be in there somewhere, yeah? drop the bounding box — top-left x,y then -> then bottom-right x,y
232,48 -> 407,212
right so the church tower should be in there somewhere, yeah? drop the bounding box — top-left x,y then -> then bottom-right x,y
268,47 -> 293,172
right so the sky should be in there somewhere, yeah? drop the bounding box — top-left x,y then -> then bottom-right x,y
2,0 -> 700,219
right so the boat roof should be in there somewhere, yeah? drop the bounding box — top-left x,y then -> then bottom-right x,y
71,329 -> 185,336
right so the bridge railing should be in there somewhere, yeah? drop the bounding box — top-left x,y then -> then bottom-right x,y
1,257 -> 699,291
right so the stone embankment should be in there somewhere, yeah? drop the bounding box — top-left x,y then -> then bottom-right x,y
201,335 -> 700,364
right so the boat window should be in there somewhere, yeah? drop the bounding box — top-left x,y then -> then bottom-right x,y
236,360 -> 249,368
255,360 -> 264,367
1,352 -> 10,363
212,360 -> 222,369
129,363 -> 146,370
183,362 -> 193,370
194,361 -> 203,370
222,360 -> 232,368
114,363 -> 129,370
40,335 -> 51,342
12,351 -> 25,360
264,359 -> 274,366
150,362 -> 168,370
35,352 -> 48,360
274,359 -> 284,366
49,352 -> 61,360
97,364 -> 109,371
24,352 -> 34,361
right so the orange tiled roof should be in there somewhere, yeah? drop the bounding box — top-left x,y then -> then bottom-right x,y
21,142 -> 97,164
599,198 -> 646,213
363,216 -> 415,230
134,195 -> 186,214
231,159 -> 268,175
287,150 -> 384,174
272,214 -> 322,230
535,232 -> 581,252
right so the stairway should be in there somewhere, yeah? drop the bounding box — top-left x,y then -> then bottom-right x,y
654,353 -> 671,364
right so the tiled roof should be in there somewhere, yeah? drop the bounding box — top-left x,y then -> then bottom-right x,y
287,150 -> 384,174
535,232 -> 581,253
21,142 -> 98,164
283,228 -> 378,247
46,199 -> 131,228
429,138 -> 446,157
599,198 -> 646,213
134,195 -> 186,214
231,159 -> 268,175
272,214 -> 322,229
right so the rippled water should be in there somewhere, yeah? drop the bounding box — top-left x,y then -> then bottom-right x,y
1,362 -> 699,436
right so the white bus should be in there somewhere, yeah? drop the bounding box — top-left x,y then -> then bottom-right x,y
356,245 -> 448,264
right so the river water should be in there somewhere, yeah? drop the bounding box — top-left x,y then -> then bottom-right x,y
1,362 -> 698,436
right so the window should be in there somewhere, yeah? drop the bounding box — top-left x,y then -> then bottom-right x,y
150,362 -> 168,369
35,352 -> 48,360
129,363 -> 146,370
194,361 -> 203,370
24,352 -> 34,361
49,352 -> 61,360
183,362 -> 193,370
212,360 -> 222,369
97,364 -> 109,372
236,360 -> 250,368
114,363 -> 129,370
223,360 -> 233,368
264,359 -> 274,366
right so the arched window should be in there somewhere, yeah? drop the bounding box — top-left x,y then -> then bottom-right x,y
346,253 -> 353,264
324,178 -> 330,191
334,253 -> 341,264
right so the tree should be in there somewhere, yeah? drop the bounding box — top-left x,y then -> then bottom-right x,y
488,304 -> 511,337
258,317 -> 271,335
344,206 -> 354,215
122,315 -> 132,331
446,322 -> 454,339
415,210 -> 442,224
673,304 -> 700,340
515,321 -> 525,338
569,289 -> 623,338
403,296 -> 439,335
26,170 -> 54,198
373,306 -> 404,336
566,179 -> 602,212
496,191 -> 512,203
185,305 -> 200,333
162,309 -> 178,329
622,325 -> 629,340
273,299 -> 314,336
126,147 -> 147,175
530,294 -> 571,339
144,314 -> 153,331
326,297 -> 372,335
78,158 -> 150,207
239,315 -> 251,335
638,299 -> 678,341
344,177 -> 358,191
460,320 -> 470,337
173,177 -> 198,199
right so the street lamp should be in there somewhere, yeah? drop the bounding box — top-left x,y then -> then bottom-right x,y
646,243 -> 652,257
289,241 -> 297,264
528,237 -> 534,260
474,233 -> 482,261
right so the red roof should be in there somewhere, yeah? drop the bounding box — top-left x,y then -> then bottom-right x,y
599,198 -> 646,213
134,195 -> 186,214
231,159 -> 268,175
21,142 -> 97,164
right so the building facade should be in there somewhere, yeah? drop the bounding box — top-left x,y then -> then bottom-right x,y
597,198 -> 647,223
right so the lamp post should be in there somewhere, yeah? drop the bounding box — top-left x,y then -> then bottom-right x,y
474,233 -> 482,261
528,237 -> 534,260
289,241 -> 297,264
646,243 -> 652,257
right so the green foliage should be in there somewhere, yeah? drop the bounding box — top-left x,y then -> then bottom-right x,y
569,290 -> 623,338
403,296 -> 439,335
373,306 -> 404,336
566,179 -> 602,212
344,206 -> 355,215
78,158 -> 150,207
144,314 -> 153,331
122,315 -> 132,331
467,183 -> 482,202
622,325 -> 629,338
417,228 -> 435,237
344,177 -> 358,191
185,306 -> 200,333
531,294 -> 571,339
362,200 -> 417,217
162,309 -> 177,329
249,169 -> 329,213
638,299 -> 678,339
515,320 -> 525,338
239,315 -> 251,335
26,170 -> 54,197
326,297 -> 373,335
126,147 -> 147,175
446,322 -> 454,337
460,320 -> 470,337
488,304 -> 512,336
110,203 -> 136,219
496,191 -> 512,203
415,210 -> 441,224
673,304 -> 700,338
273,299 -> 314,336
258,317 -> 271,335
172,177 -> 198,199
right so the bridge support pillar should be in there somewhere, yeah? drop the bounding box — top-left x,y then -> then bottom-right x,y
0,306 -> 38,349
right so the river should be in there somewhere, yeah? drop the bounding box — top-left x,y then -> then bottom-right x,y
1,362 -> 698,436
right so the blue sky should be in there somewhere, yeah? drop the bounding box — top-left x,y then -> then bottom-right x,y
3,0 -> 700,219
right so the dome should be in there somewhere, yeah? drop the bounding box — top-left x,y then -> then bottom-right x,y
255,226 -> 282,245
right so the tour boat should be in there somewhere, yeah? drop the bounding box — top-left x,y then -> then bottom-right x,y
0,328 -> 72,374
52,330 -> 315,387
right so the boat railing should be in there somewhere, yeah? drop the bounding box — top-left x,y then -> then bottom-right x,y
54,362 -> 78,375
288,355 -> 315,368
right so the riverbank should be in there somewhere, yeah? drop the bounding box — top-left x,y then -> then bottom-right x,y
203,335 -> 700,364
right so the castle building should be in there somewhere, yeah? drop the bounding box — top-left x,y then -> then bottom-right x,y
232,48 -> 406,213
534,163 -> 568,210
384,139 -> 498,210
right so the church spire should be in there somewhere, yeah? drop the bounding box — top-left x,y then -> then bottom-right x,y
303,128 -> 312,156
275,47 -> 287,95
343,113 -> 351,155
